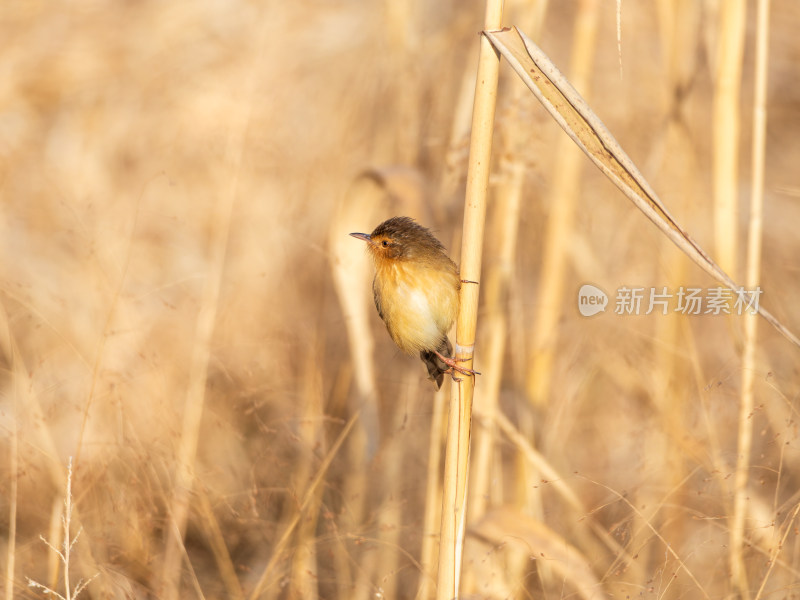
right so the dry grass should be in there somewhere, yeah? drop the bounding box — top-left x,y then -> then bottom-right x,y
2,1 -> 800,598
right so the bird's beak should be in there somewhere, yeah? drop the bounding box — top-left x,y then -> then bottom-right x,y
349,232 -> 372,244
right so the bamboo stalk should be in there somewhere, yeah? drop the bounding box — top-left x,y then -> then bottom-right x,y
3,305 -> 18,600
435,0 -> 503,596
427,50 -> 478,600
467,162 -> 523,521
712,0 -> 746,278
462,145 -> 524,599
467,0 -> 547,523
415,389 -> 446,600
46,497 -> 61,592
435,57 -> 479,228
463,5 -> 547,596
385,0 -> 420,166
421,51 -> 485,600
731,0 -> 770,596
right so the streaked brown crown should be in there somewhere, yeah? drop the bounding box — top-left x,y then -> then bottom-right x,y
367,216 -> 448,262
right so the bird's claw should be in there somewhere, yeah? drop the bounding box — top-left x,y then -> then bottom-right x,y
433,350 -> 481,378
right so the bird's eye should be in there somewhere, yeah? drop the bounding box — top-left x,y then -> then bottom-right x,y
381,240 -> 389,247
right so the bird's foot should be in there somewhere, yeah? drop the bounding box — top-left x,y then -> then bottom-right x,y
433,350 -> 481,378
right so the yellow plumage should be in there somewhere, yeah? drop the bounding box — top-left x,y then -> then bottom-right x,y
373,259 -> 459,355
350,216 -> 475,389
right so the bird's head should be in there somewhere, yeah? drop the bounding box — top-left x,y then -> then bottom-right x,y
350,216 -> 443,263
348,230 -> 404,262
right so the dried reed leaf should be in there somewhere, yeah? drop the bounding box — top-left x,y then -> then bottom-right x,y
196,486 -> 245,600
329,166 -> 431,456
470,508 -> 600,600
484,26 -> 800,349
248,411 -> 360,600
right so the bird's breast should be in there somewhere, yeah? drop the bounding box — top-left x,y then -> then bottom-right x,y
374,261 -> 459,355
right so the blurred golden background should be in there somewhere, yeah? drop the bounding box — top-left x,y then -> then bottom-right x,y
2,0 -> 800,598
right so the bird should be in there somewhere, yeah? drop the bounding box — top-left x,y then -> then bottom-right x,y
350,216 -> 479,389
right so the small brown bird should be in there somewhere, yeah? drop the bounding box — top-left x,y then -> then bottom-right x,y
350,216 -> 478,388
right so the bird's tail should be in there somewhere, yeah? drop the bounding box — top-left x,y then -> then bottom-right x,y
420,337 -> 452,390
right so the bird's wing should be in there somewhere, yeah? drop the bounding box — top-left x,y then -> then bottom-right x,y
372,276 -> 386,322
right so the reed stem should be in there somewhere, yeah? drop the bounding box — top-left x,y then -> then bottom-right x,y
435,0 -> 503,596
